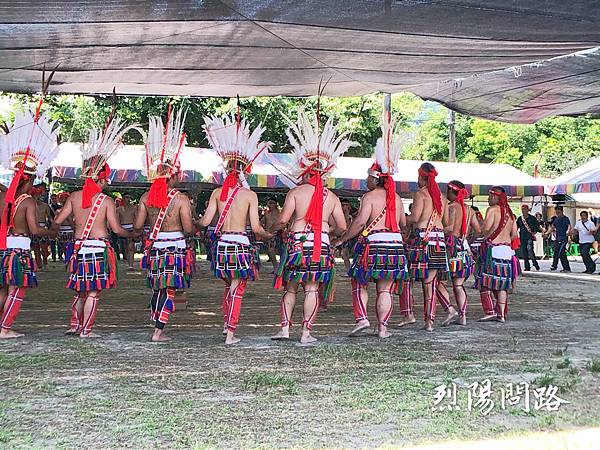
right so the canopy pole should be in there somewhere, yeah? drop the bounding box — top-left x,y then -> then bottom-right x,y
448,110 -> 456,162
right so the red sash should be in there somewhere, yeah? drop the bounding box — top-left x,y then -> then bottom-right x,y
77,194 -> 107,244
214,185 -> 242,236
8,194 -> 32,234
521,215 -> 537,241
147,189 -> 179,244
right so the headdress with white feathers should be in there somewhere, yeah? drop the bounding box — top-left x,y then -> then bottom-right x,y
368,110 -> 405,178
203,114 -> 272,191
282,107 -> 357,180
143,107 -> 186,182
2,108 -> 60,178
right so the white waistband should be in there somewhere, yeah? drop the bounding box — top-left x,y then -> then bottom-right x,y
491,245 -> 514,260
76,239 -> 107,254
59,225 -> 74,232
122,223 -> 134,230
218,233 -> 250,245
7,236 -> 31,250
419,230 -> 444,239
294,232 -> 330,247
367,231 -> 404,246
153,231 -> 186,249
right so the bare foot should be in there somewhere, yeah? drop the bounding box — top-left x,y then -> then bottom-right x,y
79,332 -> 101,339
151,334 -> 172,342
397,315 -> 416,327
478,314 -> 497,322
300,333 -> 317,344
0,329 -> 24,339
454,315 -> 467,326
422,320 -> 434,332
65,328 -> 79,335
225,333 -> 241,345
222,325 -> 228,336
495,317 -> 506,323
349,320 -> 370,337
441,309 -> 459,327
378,327 -> 391,339
271,327 -> 290,341
318,306 -> 328,313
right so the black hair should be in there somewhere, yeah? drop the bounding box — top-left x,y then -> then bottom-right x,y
471,206 -> 480,212
491,185 -> 506,194
448,180 -> 465,190
555,205 -> 564,212
420,162 -> 436,174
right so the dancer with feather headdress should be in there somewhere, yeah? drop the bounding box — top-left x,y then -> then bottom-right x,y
334,110 -> 408,339
197,107 -> 272,345
0,108 -> 59,338
134,105 -> 195,342
53,115 -> 139,338
270,107 -> 355,344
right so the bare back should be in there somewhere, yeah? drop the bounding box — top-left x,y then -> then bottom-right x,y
35,201 -> 50,225
361,187 -> 405,232
138,191 -> 188,233
285,184 -> 342,233
0,191 -> 38,236
214,187 -> 255,233
66,191 -> 114,239
411,187 -> 447,229
484,205 -> 516,243
118,204 -> 136,225
263,208 -> 282,232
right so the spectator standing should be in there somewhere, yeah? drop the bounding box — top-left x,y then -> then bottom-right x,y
516,204 -> 541,271
534,212 -> 545,258
549,205 -> 571,273
573,211 -> 598,274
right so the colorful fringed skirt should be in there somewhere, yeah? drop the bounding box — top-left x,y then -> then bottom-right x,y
446,235 -> 474,279
142,232 -> 192,290
479,243 -> 520,291
212,232 -> 258,280
348,230 -> 408,289
409,228 -> 449,281
245,225 -> 262,272
1,236 -> 37,288
66,239 -> 117,292
274,231 -> 335,302
58,225 -> 75,244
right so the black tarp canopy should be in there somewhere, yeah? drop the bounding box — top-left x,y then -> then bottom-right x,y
1,1 -> 599,123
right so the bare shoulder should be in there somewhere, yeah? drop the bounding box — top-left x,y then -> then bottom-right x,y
413,189 -> 425,199
22,196 -> 36,208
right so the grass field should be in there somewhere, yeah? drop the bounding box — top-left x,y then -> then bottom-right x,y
0,258 -> 599,449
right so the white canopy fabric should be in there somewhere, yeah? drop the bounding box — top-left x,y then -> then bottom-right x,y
1,1 -> 599,123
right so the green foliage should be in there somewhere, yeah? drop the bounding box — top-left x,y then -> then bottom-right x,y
1,92 -> 598,176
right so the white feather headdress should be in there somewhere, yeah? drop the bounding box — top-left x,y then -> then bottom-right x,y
143,107 -> 187,181
2,108 -> 60,178
82,117 -> 143,180
203,114 -> 272,187
369,111 -> 406,178
280,107 -> 357,180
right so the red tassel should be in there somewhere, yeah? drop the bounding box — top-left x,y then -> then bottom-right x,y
82,178 -> 101,209
220,171 -> 239,201
383,175 -> 399,232
148,178 -> 168,208
0,167 -> 26,249
305,169 -> 324,263
418,167 -> 442,215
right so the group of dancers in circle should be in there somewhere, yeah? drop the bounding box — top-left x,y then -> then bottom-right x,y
0,100 -> 520,343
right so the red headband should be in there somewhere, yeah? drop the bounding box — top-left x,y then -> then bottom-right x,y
305,165 -> 325,262
448,182 -> 469,235
418,167 -> 442,215
489,187 -> 514,225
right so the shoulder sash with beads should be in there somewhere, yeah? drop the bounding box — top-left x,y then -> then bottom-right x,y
79,193 -> 107,242
9,194 -> 32,232
148,189 -> 179,243
214,185 -> 242,236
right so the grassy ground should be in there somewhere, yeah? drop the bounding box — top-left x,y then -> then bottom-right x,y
0,258 -> 599,449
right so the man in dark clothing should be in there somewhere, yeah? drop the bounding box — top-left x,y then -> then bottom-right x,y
516,204 -> 541,271
550,205 -> 572,272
